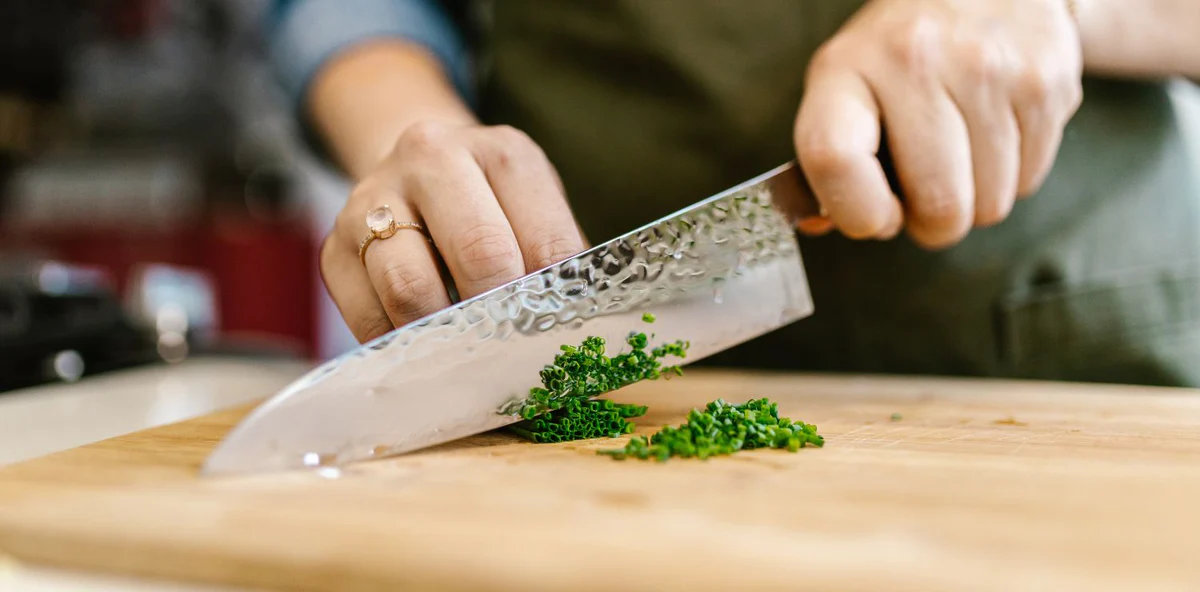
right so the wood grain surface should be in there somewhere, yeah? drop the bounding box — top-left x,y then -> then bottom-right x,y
1,369 -> 1199,591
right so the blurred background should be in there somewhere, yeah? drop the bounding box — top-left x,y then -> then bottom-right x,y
0,0 -> 357,392
2,0 -> 1200,394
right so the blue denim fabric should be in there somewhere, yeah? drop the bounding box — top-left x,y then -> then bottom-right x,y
267,0 -> 472,112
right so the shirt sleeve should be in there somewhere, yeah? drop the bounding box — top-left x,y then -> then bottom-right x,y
267,0 -> 473,114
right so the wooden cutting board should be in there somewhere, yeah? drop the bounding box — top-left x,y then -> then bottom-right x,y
1,369 -> 1199,592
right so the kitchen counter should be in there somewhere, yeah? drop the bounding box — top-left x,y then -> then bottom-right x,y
0,356 -> 311,591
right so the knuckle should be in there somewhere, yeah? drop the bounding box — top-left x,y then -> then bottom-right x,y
456,224 -> 522,283
960,38 -> 1007,85
796,136 -> 855,180
380,260 -> 440,317
887,16 -> 944,75
489,124 -> 534,147
394,121 -> 456,159
526,234 -> 581,270
1017,65 -> 1060,105
485,125 -> 540,170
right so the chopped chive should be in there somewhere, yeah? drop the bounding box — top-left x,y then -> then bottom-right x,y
598,398 -> 824,461
505,315 -> 689,444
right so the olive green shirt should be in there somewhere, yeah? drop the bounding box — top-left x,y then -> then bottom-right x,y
474,0 -> 1200,386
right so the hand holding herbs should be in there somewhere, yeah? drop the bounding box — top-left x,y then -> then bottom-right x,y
505,314 -> 825,462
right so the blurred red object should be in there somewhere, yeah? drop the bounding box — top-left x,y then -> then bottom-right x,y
1,219 -> 318,359
208,207 -> 318,358
1,151 -> 319,359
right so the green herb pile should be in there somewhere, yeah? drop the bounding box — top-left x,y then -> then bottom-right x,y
504,314 -> 686,443
506,398 -> 648,443
510,317 -> 688,421
598,398 -> 824,461
504,313 -> 825,460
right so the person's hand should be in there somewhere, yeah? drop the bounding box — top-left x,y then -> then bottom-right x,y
793,0 -> 1083,248
321,122 -> 586,343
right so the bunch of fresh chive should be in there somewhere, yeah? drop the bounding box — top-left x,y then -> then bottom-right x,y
598,398 -> 824,461
506,398 -> 648,443
510,313 -> 688,422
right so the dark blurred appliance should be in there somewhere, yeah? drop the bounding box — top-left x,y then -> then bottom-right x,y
0,260 -> 153,392
0,258 -> 225,393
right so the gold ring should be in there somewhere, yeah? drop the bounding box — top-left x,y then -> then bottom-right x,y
358,205 -> 427,266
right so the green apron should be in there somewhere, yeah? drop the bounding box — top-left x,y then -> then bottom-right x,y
474,0 -> 1200,387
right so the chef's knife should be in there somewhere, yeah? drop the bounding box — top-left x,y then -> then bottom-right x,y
202,161 -> 821,476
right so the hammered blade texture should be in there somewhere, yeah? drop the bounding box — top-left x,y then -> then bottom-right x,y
370,186 -> 796,363
202,165 -> 813,475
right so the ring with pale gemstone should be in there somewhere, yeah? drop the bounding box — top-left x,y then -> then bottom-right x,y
358,205 -> 427,267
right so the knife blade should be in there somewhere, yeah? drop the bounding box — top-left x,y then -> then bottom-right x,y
201,161 -> 820,476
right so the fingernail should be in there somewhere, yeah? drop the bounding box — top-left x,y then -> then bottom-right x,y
796,217 -> 835,236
